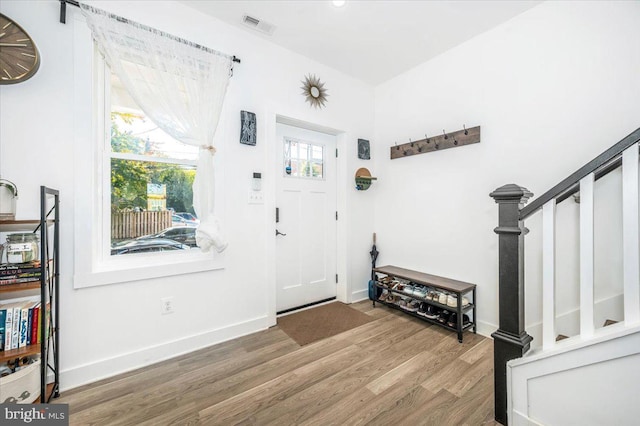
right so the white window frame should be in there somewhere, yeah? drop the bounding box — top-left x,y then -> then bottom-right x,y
73,17 -> 224,289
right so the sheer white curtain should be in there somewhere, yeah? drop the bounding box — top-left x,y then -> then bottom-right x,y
81,4 -> 233,252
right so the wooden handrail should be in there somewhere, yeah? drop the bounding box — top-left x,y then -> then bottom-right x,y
520,127 -> 640,220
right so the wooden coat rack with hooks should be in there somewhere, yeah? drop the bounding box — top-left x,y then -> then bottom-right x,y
390,125 -> 481,160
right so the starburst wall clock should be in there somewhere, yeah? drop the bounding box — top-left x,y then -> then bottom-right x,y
301,74 -> 328,109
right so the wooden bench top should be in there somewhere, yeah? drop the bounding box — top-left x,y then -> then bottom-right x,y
373,265 -> 476,294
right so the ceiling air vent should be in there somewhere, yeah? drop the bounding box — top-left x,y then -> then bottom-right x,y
242,14 -> 276,36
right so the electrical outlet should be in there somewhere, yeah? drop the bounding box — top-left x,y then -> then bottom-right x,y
248,190 -> 264,204
161,297 -> 174,315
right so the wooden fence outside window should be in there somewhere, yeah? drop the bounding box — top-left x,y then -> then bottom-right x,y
112,211 -> 172,239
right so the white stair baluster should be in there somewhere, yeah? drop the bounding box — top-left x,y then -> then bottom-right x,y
580,173 -> 595,337
622,142 -> 640,325
542,199 -> 557,349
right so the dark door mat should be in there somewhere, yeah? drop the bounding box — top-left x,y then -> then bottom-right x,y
277,302 -> 375,346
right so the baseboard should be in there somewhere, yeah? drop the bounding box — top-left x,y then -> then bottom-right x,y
351,288 -> 369,303
475,320 -> 496,339
512,409 -> 544,426
60,315 -> 269,392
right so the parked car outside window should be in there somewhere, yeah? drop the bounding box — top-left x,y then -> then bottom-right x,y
110,238 -> 190,255
175,212 -> 199,223
136,227 -> 197,247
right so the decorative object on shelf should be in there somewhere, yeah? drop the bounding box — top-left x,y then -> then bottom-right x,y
4,233 -> 39,264
357,139 -> 370,160
390,125 -> 481,159
0,14 -> 40,85
355,168 -> 377,191
0,179 -> 18,220
240,111 -> 257,146
300,74 -> 328,109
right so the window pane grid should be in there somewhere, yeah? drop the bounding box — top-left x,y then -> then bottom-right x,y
284,138 -> 324,179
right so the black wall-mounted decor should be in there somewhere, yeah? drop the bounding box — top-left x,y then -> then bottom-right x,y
390,125 -> 480,159
358,139 -> 371,160
240,111 -> 257,146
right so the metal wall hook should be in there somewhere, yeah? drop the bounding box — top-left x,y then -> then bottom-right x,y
443,130 -> 448,139
395,142 -> 400,150
463,124 -> 468,135
425,134 -> 430,143
410,138 -> 414,147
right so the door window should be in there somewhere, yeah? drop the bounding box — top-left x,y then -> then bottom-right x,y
283,138 -> 324,179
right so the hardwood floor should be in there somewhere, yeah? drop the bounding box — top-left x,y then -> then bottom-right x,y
58,301 -> 497,425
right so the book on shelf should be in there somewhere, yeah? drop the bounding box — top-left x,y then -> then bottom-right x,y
31,303 -> 40,346
0,308 -> 5,351
2,302 -> 16,350
0,297 -> 40,351
11,303 -> 20,349
0,260 -> 43,274
19,301 -> 38,347
0,260 -> 54,286
0,276 -> 42,285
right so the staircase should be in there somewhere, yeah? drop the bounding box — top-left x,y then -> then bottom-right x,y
490,127 -> 640,425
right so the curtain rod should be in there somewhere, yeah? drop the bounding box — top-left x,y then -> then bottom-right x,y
58,0 -> 242,64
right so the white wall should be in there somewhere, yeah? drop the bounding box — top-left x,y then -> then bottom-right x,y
0,0 -> 375,390
373,0 -> 640,338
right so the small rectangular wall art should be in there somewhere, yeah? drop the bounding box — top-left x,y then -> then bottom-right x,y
240,111 -> 257,146
358,139 -> 370,160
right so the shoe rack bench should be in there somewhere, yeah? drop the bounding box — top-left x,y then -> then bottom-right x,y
372,265 -> 477,343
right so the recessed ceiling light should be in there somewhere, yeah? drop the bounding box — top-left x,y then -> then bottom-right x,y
332,0 -> 346,8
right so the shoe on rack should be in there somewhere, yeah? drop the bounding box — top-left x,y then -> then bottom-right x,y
397,299 -> 408,309
406,299 -> 420,312
403,285 -> 415,295
438,292 -> 448,305
462,297 -> 470,306
438,309 -> 450,324
378,289 -> 389,302
413,286 -> 427,298
425,305 -> 441,319
463,314 -> 471,326
417,302 -> 428,316
447,312 -> 458,328
446,294 -> 458,307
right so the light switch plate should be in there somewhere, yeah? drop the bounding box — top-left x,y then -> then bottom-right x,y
248,190 -> 264,204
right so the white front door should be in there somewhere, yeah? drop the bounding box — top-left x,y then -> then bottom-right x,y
276,123 -> 337,312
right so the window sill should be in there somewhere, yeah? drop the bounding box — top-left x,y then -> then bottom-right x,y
73,250 -> 224,289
